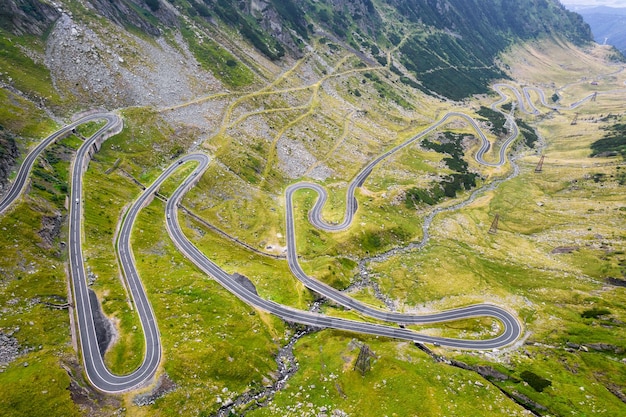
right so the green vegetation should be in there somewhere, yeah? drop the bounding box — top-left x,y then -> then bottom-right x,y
180,25 -> 255,88
0,354 -> 81,417
0,89 -> 57,138
78,108 -> 199,374
0,127 -> 17,165
248,332 -> 527,417
367,121 -> 626,413
269,0 -> 308,39
363,71 -> 413,109
131,199 -> 288,416
288,186 -> 424,261
516,119 -> 539,148
0,0 -> 622,415
581,307 -> 611,319
210,0 -> 286,60
30,143 -> 73,209
398,75 -> 431,95
519,370 -> 552,392
145,0 -> 160,12
358,226 -> 414,256
405,132 -> 479,208
75,120 -> 106,138
0,142 -> 84,416
314,5 -> 347,38
181,208 -> 311,309
476,106 -> 508,136
390,0 -> 591,100
0,31 -> 64,108
83,161 -> 145,375
399,33 -> 507,100
590,123 -> 626,158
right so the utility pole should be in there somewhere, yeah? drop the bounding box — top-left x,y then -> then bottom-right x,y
488,214 -> 500,234
354,344 -> 374,376
570,113 -> 578,125
534,155 -> 544,173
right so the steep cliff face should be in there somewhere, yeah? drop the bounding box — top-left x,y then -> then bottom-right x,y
303,0 -> 593,99
0,0 -> 596,111
245,0 -> 309,57
0,0 -> 179,37
307,0 -> 382,37
86,0 -> 178,36
386,0 -> 592,45
0,128 -> 18,198
0,0 -> 60,36
0,0 -> 595,105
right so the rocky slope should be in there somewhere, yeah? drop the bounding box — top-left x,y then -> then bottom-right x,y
0,0 -> 595,187
1,0 -> 594,108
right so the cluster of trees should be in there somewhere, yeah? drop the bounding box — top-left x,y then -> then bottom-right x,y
516,119 -> 540,148
591,123 -> 626,159
405,132 -> 479,208
477,106 -> 508,136
392,0 -> 591,100
399,35 -> 507,100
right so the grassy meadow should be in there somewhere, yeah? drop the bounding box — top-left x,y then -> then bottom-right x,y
132,40 -> 626,415
0,17 -> 625,416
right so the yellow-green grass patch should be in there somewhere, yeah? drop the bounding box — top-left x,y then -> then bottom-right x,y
248,331 -> 528,417
124,199 -> 288,416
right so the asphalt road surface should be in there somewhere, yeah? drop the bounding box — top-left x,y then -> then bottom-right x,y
0,113 -> 117,213
0,102 -> 526,393
66,113 -> 163,393
281,107 -> 522,331
7,81 -> 583,392
164,154 -> 522,351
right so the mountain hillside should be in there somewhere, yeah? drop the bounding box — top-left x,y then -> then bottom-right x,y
0,0 -> 594,177
565,5 -> 626,55
0,0 -> 593,106
1,1 -> 625,417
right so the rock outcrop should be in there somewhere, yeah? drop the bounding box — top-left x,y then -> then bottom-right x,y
0,0 -> 61,36
0,128 -> 19,198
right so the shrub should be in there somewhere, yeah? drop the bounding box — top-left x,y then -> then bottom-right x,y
477,106 -> 507,136
145,0 -> 160,12
517,119 -> 539,148
581,307 -> 611,318
590,123 -> 626,159
520,370 -> 552,392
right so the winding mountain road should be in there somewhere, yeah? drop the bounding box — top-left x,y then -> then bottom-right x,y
7,79 -> 608,392
0,113 -> 116,213
285,106 -> 517,239
67,113 -> 162,392
165,154 -> 522,350
280,100 -> 524,335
